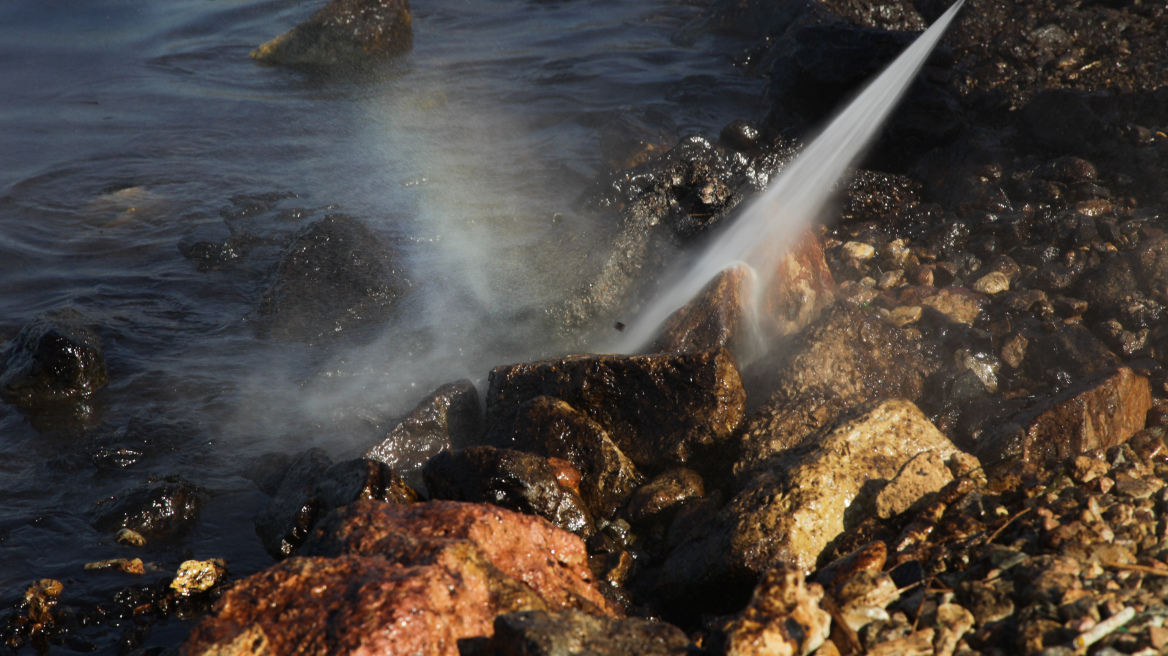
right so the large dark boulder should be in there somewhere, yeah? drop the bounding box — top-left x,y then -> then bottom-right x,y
483,348 -> 745,472
251,0 -> 413,71
250,214 -> 409,342
0,308 -> 107,406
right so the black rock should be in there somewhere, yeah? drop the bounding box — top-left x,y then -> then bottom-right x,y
93,476 -> 206,540
254,448 -> 418,560
423,446 -> 595,538
0,308 -> 107,406
250,214 -> 409,342
486,610 -> 691,656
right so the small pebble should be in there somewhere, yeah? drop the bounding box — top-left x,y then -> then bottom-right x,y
171,559 -> 228,596
889,306 -> 922,327
116,528 -> 146,547
84,558 -> 146,575
842,241 -> 876,261
971,271 -> 1010,295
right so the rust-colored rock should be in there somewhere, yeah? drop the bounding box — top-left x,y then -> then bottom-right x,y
652,232 -> 835,356
251,0 -> 413,70
735,304 -> 941,480
483,349 -> 745,471
181,552 -> 540,656
301,500 -> 612,614
975,366 -> 1151,467
510,396 -> 643,520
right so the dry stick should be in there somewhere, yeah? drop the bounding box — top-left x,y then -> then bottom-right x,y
1105,562 -> 1168,578
986,507 -> 1031,545
820,593 -> 864,656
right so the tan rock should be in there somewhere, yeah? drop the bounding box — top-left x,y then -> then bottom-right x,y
873,450 -> 956,520
975,366 -> 1151,467
866,628 -> 934,656
971,271 -> 1010,295
717,564 -> 832,656
841,241 -> 876,261
933,603 -> 975,656
917,286 -> 988,324
171,559 -> 227,596
888,305 -> 922,327
660,400 -> 959,603
878,269 -> 905,290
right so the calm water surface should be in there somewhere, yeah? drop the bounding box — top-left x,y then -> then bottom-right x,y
0,0 -> 761,650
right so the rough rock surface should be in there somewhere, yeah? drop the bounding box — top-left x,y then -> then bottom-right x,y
255,448 -> 418,559
364,379 -> 483,482
873,449 -> 955,520
735,304 -> 941,479
974,366 -> 1151,468
250,214 -> 409,342
483,348 -> 745,472
510,396 -> 643,520
486,610 -> 691,656
710,564 -> 832,656
658,399 -> 960,610
0,308 -> 107,406
300,500 -> 611,614
624,467 -> 705,526
422,446 -> 595,537
251,0 -> 413,70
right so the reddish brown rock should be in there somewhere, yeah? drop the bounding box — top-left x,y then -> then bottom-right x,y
181,552 -> 540,656
483,349 -> 745,471
302,500 -> 612,614
510,396 -> 643,520
974,366 -> 1151,468
651,231 -> 835,357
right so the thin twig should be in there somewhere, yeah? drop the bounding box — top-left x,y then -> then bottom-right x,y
986,507 -> 1031,545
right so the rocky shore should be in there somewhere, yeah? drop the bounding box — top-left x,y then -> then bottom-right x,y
5,0 -> 1168,654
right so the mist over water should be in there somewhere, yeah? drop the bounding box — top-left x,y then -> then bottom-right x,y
610,0 -> 966,355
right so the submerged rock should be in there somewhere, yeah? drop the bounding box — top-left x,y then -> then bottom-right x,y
93,476 -> 206,541
658,399 -> 960,611
0,308 -> 107,406
255,449 -> 418,559
251,214 -> 409,342
423,446 -> 595,538
483,349 -> 745,472
251,0 -> 413,70
486,610 -> 691,656
364,379 -> 483,484
510,396 -> 643,520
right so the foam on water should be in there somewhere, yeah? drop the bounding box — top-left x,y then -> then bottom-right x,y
610,0 -> 965,354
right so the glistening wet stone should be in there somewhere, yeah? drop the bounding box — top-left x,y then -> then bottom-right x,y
251,0 -> 413,70
0,308 -> 107,407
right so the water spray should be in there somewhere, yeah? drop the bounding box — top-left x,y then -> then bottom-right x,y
610,0 -> 965,354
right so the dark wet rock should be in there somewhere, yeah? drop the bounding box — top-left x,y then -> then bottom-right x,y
736,304 -> 941,478
486,610 -> 690,656
423,446 -> 594,537
1022,90 -> 1108,155
0,308 -> 106,406
85,414 -> 198,471
93,476 -> 206,541
1027,324 -> 1121,383
974,366 -> 1151,469
364,379 -> 483,484
251,0 -> 412,70
658,399 -> 959,612
650,264 -> 754,356
255,448 -> 418,559
707,563 -> 832,656
510,396 -> 642,520
250,213 -> 409,342
483,349 -> 744,472
300,499 -> 612,614
623,468 -> 705,526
